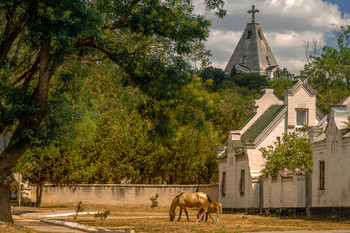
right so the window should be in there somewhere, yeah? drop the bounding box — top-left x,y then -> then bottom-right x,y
277,136 -> 281,147
240,170 -> 245,195
242,56 -> 246,64
266,56 -> 271,65
246,30 -> 252,39
258,30 -> 263,39
221,172 -> 226,197
319,161 -> 325,190
296,109 -> 308,127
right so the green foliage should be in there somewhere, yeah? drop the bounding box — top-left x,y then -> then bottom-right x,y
234,73 -> 268,90
3,0 -> 227,188
260,129 -> 312,177
278,68 -> 295,79
268,77 -> 293,100
302,25 -> 350,113
150,193 -> 159,210
211,88 -> 254,142
198,66 -> 228,89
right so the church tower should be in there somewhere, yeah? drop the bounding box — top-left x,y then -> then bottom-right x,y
224,5 -> 280,79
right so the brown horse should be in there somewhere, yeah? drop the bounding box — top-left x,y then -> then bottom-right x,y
197,201 -> 222,224
169,192 -> 211,221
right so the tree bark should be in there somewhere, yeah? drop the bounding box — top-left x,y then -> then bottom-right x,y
35,182 -> 44,207
0,9 -> 31,68
0,38 -> 54,222
0,172 -> 14,223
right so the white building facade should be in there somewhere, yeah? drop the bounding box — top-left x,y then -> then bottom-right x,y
217,77 -> 322,211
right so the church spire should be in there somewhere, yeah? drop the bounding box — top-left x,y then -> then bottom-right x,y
248,5 -> 259,23
224,5 -> 280,79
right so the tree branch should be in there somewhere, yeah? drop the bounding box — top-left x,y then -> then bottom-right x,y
0,9 -> 32,68
12,54 -> 40,85
102,0 -> 141,30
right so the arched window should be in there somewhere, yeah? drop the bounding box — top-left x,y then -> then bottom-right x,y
242,56 -> 246,64
266,56 -> 271,65
246,30 -> 252,39
258,30 -> 263,39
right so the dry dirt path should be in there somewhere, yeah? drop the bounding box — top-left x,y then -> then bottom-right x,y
13,212 -> 85,233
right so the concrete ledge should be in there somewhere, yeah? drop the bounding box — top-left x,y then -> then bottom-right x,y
42,219 -> 135,233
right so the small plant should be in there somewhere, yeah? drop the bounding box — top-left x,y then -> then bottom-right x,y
94,210 -> 110,225
74,201 -> 84,220
150,193 -> 159,210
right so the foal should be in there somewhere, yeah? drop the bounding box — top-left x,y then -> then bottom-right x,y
197,201 -> 222,224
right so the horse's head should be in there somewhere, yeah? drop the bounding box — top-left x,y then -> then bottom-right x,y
169,210 -> 175,221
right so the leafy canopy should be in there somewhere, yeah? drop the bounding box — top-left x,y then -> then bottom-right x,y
302,25 -> 350,113
260,128 -> 312,177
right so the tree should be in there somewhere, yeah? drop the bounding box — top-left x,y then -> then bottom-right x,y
0,0 -> 226,222
234,73 -> 268,90
16,61 -> 92,206
198,66 -> 227,90
260,129 -> 312,177
268,77 -> 293,100
278,68 -> 295,79
302,25 -> 350,114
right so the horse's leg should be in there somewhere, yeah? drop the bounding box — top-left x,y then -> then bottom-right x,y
177,207 -> 182,221
197,212 -> 205,222
208,212 -> 214,222
215,211 -> 220,224
184,207 -> 189,221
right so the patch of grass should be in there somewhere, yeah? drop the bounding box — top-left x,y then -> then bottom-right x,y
0,221 -> 38,233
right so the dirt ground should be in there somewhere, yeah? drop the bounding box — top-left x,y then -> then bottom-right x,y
0,221 -> 37,233
20,204 -> 350,233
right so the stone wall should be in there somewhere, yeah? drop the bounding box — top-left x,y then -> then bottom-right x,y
33,184 -> 219,207
263,172 -> 307,209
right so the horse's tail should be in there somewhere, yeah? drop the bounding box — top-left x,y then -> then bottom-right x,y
206,194 -> 212,203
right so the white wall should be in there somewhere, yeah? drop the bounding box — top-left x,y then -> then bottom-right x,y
33,184 -> 219,207
263,173 -> 307,208
312,135 -> 350,207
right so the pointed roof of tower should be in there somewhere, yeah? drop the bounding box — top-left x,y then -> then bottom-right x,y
224,6 -> 279,76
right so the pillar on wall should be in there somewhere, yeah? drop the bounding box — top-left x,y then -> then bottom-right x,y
306,172 -> 312,216
259,176 -> 264,213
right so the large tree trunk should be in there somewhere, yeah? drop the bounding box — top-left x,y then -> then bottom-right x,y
0,172 -> 14,223
0,150 -> 27,223
35,182 -> 44,207
0,38 -> 54,222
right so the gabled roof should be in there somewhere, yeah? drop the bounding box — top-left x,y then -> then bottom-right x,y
329,105 -> 348,130
217,151 -> 226,159
242,104 -> 286,141
266,65 -> 278,71
239,112 -> 257,130
284,77 -> 317,97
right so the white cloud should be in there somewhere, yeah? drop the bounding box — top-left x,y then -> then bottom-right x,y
195,0 -> 350,75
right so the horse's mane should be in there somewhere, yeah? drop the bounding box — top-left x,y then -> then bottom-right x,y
170,191 -> 185,209
206,194 -> 212,203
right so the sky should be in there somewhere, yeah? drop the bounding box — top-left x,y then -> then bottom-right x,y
194,0 -> 350,75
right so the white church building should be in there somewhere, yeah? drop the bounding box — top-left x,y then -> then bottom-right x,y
216,6 -> 350,217
216,77 -> 323,211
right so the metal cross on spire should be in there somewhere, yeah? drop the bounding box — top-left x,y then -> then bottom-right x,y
248,5 -> 259,23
